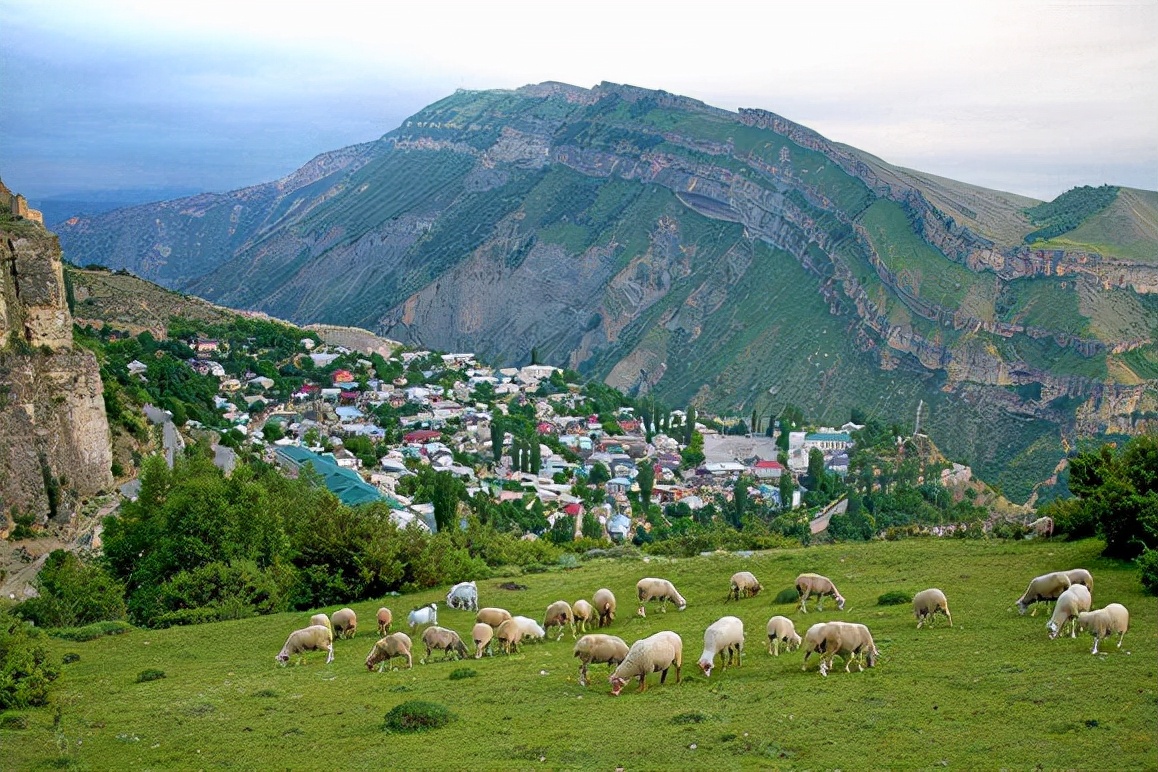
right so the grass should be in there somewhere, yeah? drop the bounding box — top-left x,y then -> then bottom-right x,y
3,539 -> 1155,769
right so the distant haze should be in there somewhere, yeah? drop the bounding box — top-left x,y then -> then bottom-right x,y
1,0 -> 1154,203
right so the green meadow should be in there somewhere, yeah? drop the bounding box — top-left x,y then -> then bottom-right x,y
5,538 -> 1155,770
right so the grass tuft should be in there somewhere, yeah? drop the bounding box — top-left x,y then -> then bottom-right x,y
135,669 -> 166,683
877,590 -> 912,606
773,587 -> 800,604
448,667 -> 477,681
0,714 -> 29,730
383,701 -> 454,733
671,711 -> 711,725
61,652 -> 81,664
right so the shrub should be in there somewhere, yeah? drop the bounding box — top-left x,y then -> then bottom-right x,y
1138,549 -> 1158,596
773,588 -> 800,604
61,653 -> 80,665
16,550 -> 128,629
448,667 -> 476,681
990,521 -> 1028,540
383,700 -> 453,733
135,669 -> 166,683
0,613 -> 60,709
877,590 -> 912,606
48,620 -> 134,642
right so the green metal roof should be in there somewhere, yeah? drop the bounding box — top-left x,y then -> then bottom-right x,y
275,446 -> 385,507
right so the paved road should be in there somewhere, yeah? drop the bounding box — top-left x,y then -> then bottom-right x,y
143,404 -> 184,467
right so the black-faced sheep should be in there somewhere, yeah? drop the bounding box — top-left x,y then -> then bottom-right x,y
1076,603 -> 1129,654
472,622 -> 494,659
593,588 -> 617,627
277,624 -> 333,666
475,607 -> 512,629
544,600 -> 576,641
495,618 -> 523,654
331,608 -> 357,639
727,571 -> 762,602
698,616 -> 744,677
766,615 -> 801,656
376,607 -> 393,635
636,578 -> 687,617
572,599 -> 595,633
365,632 -> 412,672
795,573 -> 845,613
1016,572 -> 1071,616
913,588 -> 952,628
574,634 -> 630,686
1047,585 -> 1092,640
420,625 -> 468,662
609,631 -> 683,695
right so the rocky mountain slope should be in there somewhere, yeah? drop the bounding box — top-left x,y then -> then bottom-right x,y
55,83 -> 1158,500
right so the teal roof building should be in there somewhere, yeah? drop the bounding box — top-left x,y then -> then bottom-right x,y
274,445 -> 394,507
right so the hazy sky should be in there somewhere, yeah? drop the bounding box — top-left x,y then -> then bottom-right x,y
1,0 -> 1154,201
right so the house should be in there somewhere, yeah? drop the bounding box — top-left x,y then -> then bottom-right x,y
404,429 -> 441,444
274,446 -> 383,507
803,431 -> 853,452
606,513 -> 632,541
752,459 -> 784,480
332,369 -> 355,385
247,376 -> 275,390
194,339 -> 220,358
335,406 -> 365,423
606,477 -> 632,495
825,452 -> 850,476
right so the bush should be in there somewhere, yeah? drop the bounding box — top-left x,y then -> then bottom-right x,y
15,550 -> 127,629
135,669 -> 166,683
48,620 -> 134,642
773,588 -> 800,604
0,713 -> 29,730
448,668 -> 476,681
61,653 -> 80,665
0,613 -> 59,709
383,700 -> 453,733
1138,549 -> 1158,596
877,590 -> 912,606
990,521 -> 1028,540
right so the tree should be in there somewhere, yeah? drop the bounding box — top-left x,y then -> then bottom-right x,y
530,346 -> 541,366
729,478 -> 748,529
490,421 -> 503,465
588,462 -> 610,486
529,437 -> 541,475
16,550 -> 127,628
1068,435 -> 1158,558
779,472 -> 795,510
684,405 -> 696,446
581,512 -> 604,540
807,448 -> 825,485
636,462 -> 655,509
432,471 -> 459,533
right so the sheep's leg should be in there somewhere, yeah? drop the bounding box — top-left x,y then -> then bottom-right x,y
946,610 -> 953,628
659,667 -> 668,685
674,662 -> 681,683
1117,631 -> 1125,649
1091,636 -> 1101,655
325,644 -> 334,664
799,592 -> 809,613
638,674 -> 647,693
578,661 -> 588,686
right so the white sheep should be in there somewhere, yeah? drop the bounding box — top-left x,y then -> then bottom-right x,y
376,607 -> 393,635
636,578 -> 687,617
1063,568 -> 1093,592
593,588 -> 617,628
801,622 -> 831,672
572,599 -> 595,633
819,621 -> 879,676
727,571 -> 762,602
544,600 -> 576,641
1047,584 -> 1092,640
408,602 -> 438,630
1028,516 -> 1054,538
913,588 -> 953,628
765,615 -> 801,656
365,632 -> 412,672
1016,572 -> 1071,616
331,608 -> 357,639
475,607 -> 512,629
446,580 -> 479,611
276,624 -> 334,666
1076,603 -> 1130,654
512,615 -> 546,643
420,626 -> 469,662
698,616 -> 744,677
574,634 -> 630,686
609,631 -> 683,696
472,622 -> 494,659
795,573 -> 845,613
309,613 -> 332,634
495,618 -> 523,654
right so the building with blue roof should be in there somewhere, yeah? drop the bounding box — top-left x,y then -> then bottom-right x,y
274,445 -> 389,507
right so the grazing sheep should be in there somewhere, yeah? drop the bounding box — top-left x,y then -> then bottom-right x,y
573,599 -> 595,633
1047,585 -> 1092,640
766,615 -> 801,656
1077,603 -> 1130,654
574,634 -> 630,686
819,621 -> 879,676
593,588 -> 617,628
309,613 -> 332,633
277,625 -> 334,666
544,600 -> 576,641
913,588 -> 953,629
698,616 -> 744,677
331,608 -> 358,639
1028,516 -> 1054,538
727,571 -> 762,602
795,573 -> 845,613
801,622 -> 831,671
446,580 -> 479,611
635,578 -> 687,617
376,607 -> 393,636
365,632 -> 412,672
495,618 -> 523,654
1063,568 -> 1094,592
1017,572 -> 1071,616
475,607 -> 513,629
408,602 -> 438,630
512,615 -> 546,643
420,626 -> 469,662
609,631 -> 683,696
472,623 -> 494,659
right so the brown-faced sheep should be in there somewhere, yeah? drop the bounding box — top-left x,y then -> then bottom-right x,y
1077,603 -> 1129,654
420,626 -> 468,662
1047,585 -> 1092,639
819,621 -> 879,676
796,573 -> 846,613
573,599 -> 595,633
766,615 -> 801,656
495,618 -> 523,654
277,624 -> 333,666
1063,568 -> 1093,592
1017,572 -> 1071,616
698,616 -> 744,677
913,588 -> 952,628
593,588 -> 617,627
727,571 -> 762,602
331,608 -> 357,639
365,632 -> 412,672
544,600 -> 576,641
574,634 -> 630,686
609,631 -> 683,695
476,607 -> 513,629
376,607 -> 393,635
472,623 -> 494,659
636,578 -> 687,617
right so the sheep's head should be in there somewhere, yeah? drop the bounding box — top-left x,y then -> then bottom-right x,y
864,646 -> 879,668
788,633 -> 802,651
835,596 -> 846,610
276,652 -> 289,664
1016,601 -> 1029,616
609,675 -> 628,696
677,600 -> 687,611
698,659 -> 713,677
1046,620 -> 1060,639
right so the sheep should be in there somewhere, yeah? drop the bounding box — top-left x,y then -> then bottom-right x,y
365,632 -> 413,672
593,588 -> 617,628
635,578 -> 687,617
309,613 -> 332,634
544,600 -> 576,641
573,599 -> 595,633
512,615 -> 546,643
795,573 -> 845,613
1076,603 -> 1129,654
472,623 -> 494,659
819,621 -> 879,676
475,607 -> 512,629
376,607 -> 393,636
331,608 -> 357,639
495,618 -> 523,654
1016,572 -> 1071,616
698,616 -> 744,677
913,588 -> 953,629
801,622 -> 831,672
420,626 -> 469,662
726,571 -> 762,602
1063,568 -> 1094,592
276,624 -> 333,666
446,580 -> 479,611
1047,585 -> 1092,640
609,631 -> 682,696
574,634 -> 630,686
766,615 -> 801,656
408,602 -> 438,630
1028,516 -> 1054,538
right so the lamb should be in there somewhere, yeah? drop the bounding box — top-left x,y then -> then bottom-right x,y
1076,603 -> 1129,654
408,602 -> 438,630
446,580 -> 479,611
572,599 -> 595,633
1016,572 -> 1071,616
1028,516 -> 1054,538
818,621 -> 879,676
276,624 -> 334,666
795,573 -> 845,613
912,588 -> 953,628
698,616 -> 744,677
573,634 -> 629,686
495,618 -> 523,654
475,607 -> 512,629
609,631 -> 682,695
512,615 -> 546,643
765,615 -> 801,656
726,571 -> 762,602
635,578 -> 687,617
376,607 -> 393,635
472,622 -> 494,659
309,613 -> 332,634
593,588 -> 617,628
1063,568 -> 1093,592
544,600 -> 576,640
365,632 -> 412,672
1047,585 -> 1092,640
331,608 -> 357,639
420,625 -> 469,662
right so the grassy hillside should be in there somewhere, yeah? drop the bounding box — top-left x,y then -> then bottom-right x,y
6,539 -> 1154,770
66,266 -> 232,337
1030,188 -> 1158,263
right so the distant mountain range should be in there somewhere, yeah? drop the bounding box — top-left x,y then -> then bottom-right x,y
55,81 -> 1158,501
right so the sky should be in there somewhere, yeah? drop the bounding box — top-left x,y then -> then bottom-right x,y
1,0 -> 1155,202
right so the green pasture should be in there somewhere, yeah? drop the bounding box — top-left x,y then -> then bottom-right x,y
4,538 -> 1154,770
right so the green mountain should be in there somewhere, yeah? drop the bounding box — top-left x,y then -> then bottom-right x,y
55,82 -> 1158,501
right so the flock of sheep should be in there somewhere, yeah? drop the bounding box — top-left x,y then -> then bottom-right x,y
274,564 -> 1132,694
